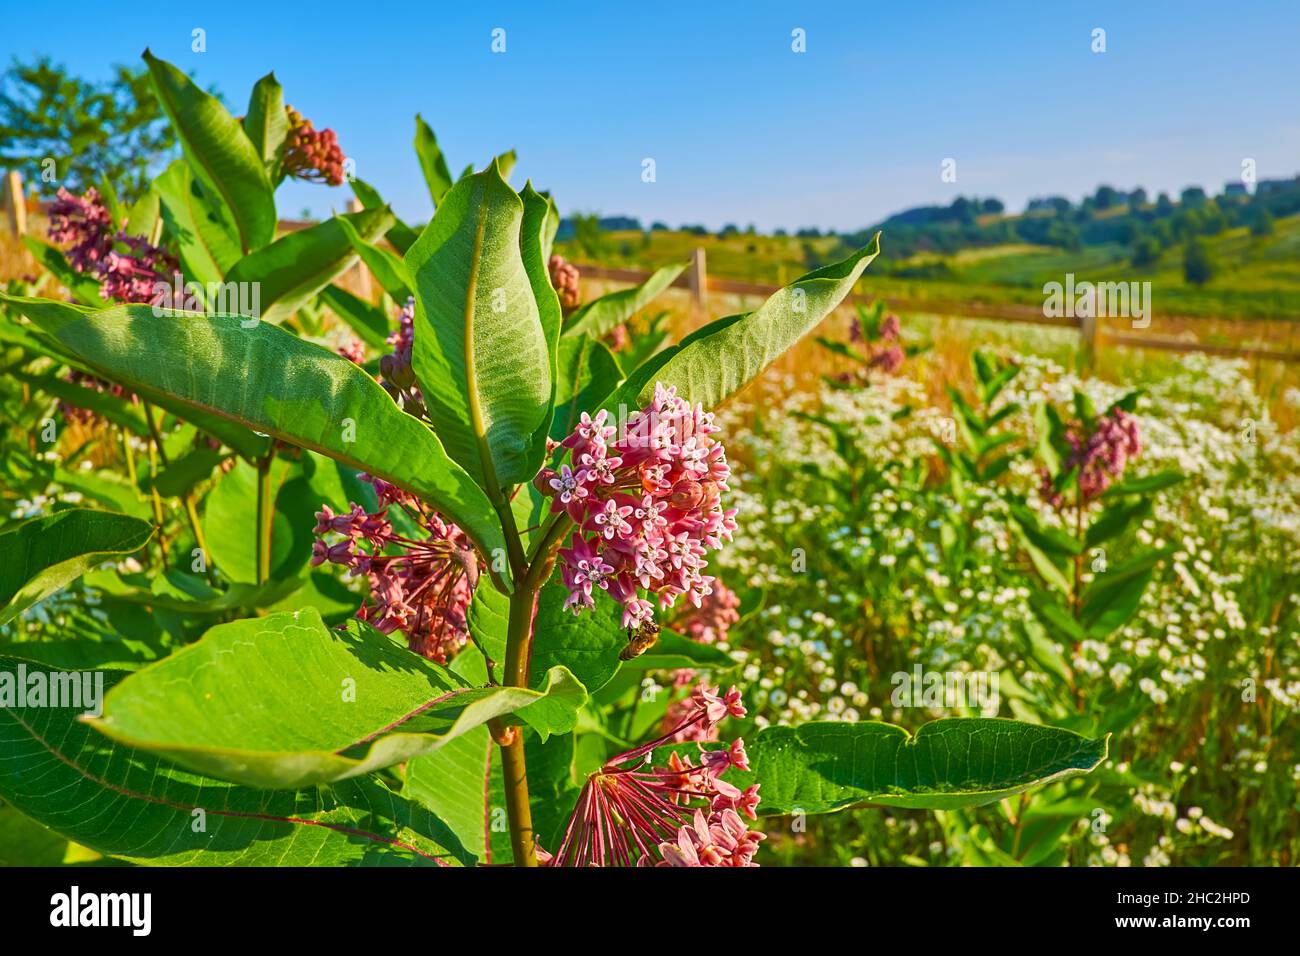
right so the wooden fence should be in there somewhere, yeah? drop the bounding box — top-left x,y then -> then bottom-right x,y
574,255 -> 1300,365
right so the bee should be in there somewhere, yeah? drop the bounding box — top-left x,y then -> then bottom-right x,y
619,619 -> 660,661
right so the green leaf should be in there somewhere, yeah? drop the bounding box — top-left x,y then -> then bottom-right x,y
528,580 -> 628,694
1009,504 -> 1083,557
335,214 -> 412,301
203,457 -> 314,584
242,71 -> 288,180
225,206 -> 395,324
350,178 -> 421,254
0,660 -> 467,866
518,182 -> 564,468
143,50 -> 276,253
89,609 -> 586,789
1102,470 -> 1186,498
148,445 -> 225,498
405,164 -> 554,490
732,719 -> 1109,814
635,235 -> 879,408
550,334 -> 623,443
156,160 -> 242,286
1081,564 -> 1156,638
1085,498 -> 1152,547
0,294 -> 508,572
562,262 -> 686,340
319,284 -> 392,349
21,237 -> 102,306
125,183 -> 162,239
414,114 -> 455,207
0,509 -> 154,626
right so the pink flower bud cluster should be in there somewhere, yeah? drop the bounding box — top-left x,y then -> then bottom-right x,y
283,106 -> 346,186
546,681 -> 764,867
537,383 -> 737,629
674,578 -> 740,645
378,297 -> 425,416
48,187 -> 178,304
1040,407 -> 1142,507
336,337 -> 366,365
548,254 -> 581,312
311,475 -> 476,663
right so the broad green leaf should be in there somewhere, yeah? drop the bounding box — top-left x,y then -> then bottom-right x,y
1009,504 -> 1083,557
519,181 -> 564,466
156,159 -> 243,286
0,804 -> 70,866
0,294 -> 508,570
0,660 -> 468,866
125,183 -> 161,240
147,445 -> 225,498
1081,566 -> 1155,638
89,609 -> 585,789
529,580 -> 627,693
225,207 -> 395,324
562,262 -> 686,340
732,718 -> 1109,814
319,284 -> 392,349
550,335 -> 623,442
203,457 -> 314,584
143,51 -> 276,253
350,178 -> 421,253
336,214 -> 413,301
405,164 -> 553,490
0,510 -> 154,626
414,114 -> 454,207
637,235 -> 879,407
242,71 -> 288,179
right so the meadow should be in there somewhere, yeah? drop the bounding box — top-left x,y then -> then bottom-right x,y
0,52 -> 1295,871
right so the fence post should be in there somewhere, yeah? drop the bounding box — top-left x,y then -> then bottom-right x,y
688,247 -> 707,315
1079,286 -> 1100,373
4,170 -> 27,238
345,198 -> 374,301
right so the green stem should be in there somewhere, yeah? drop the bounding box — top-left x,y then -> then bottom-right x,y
499,583 -> 541,867
255,454 -> 273,585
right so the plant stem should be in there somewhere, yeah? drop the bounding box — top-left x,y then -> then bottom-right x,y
499,584 -> 541,867
255,454 -> 273,584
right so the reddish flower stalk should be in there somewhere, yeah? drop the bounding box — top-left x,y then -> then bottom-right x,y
312,475 -> 477,663
548,681 -> 764,867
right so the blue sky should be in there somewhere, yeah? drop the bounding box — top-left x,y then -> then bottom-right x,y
6,0 -> 1299,231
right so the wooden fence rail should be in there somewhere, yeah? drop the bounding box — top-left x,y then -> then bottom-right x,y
573,255 -> 1300,365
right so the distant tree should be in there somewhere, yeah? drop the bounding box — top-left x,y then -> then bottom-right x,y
719,223 -> 739,238
1180,186 -> 1207,208
0,56 -> 178,202
1094,185 -> 1120,210
1155,193 -> 1175,216
1131,235 -> 1161,268
1183,238 -> 1215,285
981,197 -> 1004,214
1251,207 -> 1275,237
571,212 -> 606,258
773,227 -> 788,237
1129,187 -> 1148,207
650,221 -> 669,231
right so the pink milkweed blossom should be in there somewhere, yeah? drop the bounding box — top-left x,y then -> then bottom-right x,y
336,337 -> 367,364
549,254 -> 581,312
48,187 -> 178,305
1040,407 -> 1142,508
545,680 -> 764,867
674,578 -> 740,645
537,383 -> 737,629
311,474 -> 477,663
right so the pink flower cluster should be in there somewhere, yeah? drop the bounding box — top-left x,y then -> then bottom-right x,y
1041,407 -> 1142,507
48,187 -> 178,304
282,105 -> 346,186
537,383 -> 737,628
311,475 -> 475,663
675,578 -> 741,645
548,254 -> 581,312
546,681 -> 764,867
